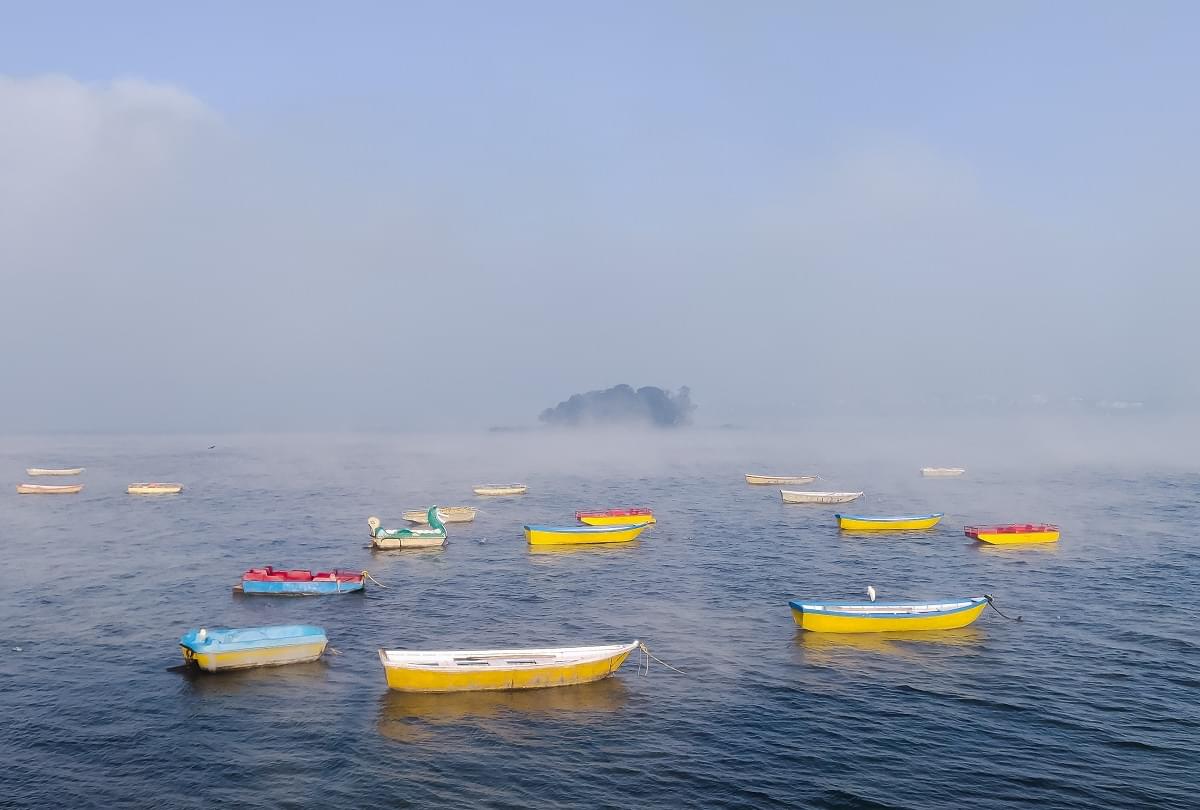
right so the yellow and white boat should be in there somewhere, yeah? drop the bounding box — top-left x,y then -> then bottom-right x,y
575,508 -> 655,526
790,597 -> 988,633
836,513 -> 943,531
781,490 -> 863,504
745,473 -> 816,485
26,467 -> 84,476
523,522 -> 649,546
473,484 -> 527,496
16,483 -> 83,495
377,641 -> 640,692
128,482 -> 184,495
921,467 -> 965,477
404,506 -> 476,523
965,524 -> 1060,545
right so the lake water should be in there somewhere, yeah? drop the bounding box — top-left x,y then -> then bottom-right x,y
1,427 -> 1196,808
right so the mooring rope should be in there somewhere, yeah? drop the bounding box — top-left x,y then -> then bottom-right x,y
638,642 -> 686,675
984,593 -> 1022,622
362,570 -> 389,589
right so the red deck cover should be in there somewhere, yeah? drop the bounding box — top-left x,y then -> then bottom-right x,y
964,523 -> 1058,537
243,566 -> 362,582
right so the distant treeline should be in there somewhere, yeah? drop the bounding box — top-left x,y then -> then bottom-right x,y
539,385 -> 695,428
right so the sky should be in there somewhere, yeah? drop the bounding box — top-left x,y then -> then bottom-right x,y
1,1 -> 1197,432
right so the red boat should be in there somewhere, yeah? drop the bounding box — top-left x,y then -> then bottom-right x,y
574,508 -> 656,526
238,566 -> 365,594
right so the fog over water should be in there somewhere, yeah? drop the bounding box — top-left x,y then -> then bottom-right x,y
2,3 -> 1199,434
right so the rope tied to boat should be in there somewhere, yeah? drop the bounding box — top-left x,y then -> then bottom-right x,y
983,594 -> 1022,622
638,642 -> 686,676
362,570 -> 389,589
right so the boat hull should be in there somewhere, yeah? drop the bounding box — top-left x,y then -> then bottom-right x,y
373,535 -> 446,549
524,524 -> 648,546
181,641 -> 328,671
781,491 -> 863,504
836,514 -> 943,531
378,645 -> 636,692
405,507 -> 476,523
921,468 -> 965,477
128,483 -> 183,495
746,474 -> 815,485
240,580 -> 364,595
26,468 -> 84,476
969,529 -> 1060,545
577,511 -> 656,526
473,485 -> 527,496
16,484 -> 83,494
789,599 -> 987,633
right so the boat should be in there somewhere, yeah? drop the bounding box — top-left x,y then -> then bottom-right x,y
128,482 -> 184,495
965,523 -> 1060,545
16,483 -> 83,494
789,597 -> 987,633
524,523 -> 649,546
179,625 -> 328,671
235,567 -> 365,595
26,467 -> 84,476
377,640 -> 640,692
921,467 -> 965,477
575,508 -> 656,526
404,506 -> 476,523
781,490 -> 863,504
745,474 -> 816,485
836,513 -> 944,531
473,484 -> 527,496
370,506 -> 447,549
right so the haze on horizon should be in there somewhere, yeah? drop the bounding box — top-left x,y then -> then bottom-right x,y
2,2 -> 1197,434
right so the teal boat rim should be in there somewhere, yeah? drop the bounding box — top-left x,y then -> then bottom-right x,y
834,513 -> 944,521
523,523 -> 649,533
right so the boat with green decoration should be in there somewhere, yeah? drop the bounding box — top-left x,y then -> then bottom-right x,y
369,506 -> 448,549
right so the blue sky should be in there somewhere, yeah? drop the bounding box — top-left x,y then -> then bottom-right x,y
2,3 -> 1197,430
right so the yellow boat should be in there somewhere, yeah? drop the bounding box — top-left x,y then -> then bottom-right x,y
790,597 -> 988,633
523,523 -> 649,546
16,483 -> 83,494
575,508 -> 655,526
377,641 -> 640,692
836,512 -> 943,531
128,482 -> 184,495
965,524 -> 1060,545
179,625 -> 328,672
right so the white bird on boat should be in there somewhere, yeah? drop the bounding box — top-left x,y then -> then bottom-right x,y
867,586 -> 876,602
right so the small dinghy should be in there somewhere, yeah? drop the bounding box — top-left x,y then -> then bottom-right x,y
921,467 -> 965,477
26,467 -> 84,476
378,640 -> 640,692
16,483 -> 83,495
781,490 -> 863,504
524,523 -> 650,546
473,484 -> 527,496
370,506 -> 447,549
966,523 -> 1060,545
404,506 -> 476,523
179,625 -> 328,671
790,589 -> 988,633
575,508 -> 656,526
745,473 -> 816,485
236,567 -> 365,595
128,482 -> 184,495
836,513 -> 944,531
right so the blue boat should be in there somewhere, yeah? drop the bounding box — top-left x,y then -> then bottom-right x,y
179,625 -> 328,671
237,566 -> 364,595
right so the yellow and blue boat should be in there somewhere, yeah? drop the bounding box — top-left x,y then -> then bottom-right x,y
789,597 -> 987,633
835,512 -> 943,531
965,523 -> 1060,545
575,508 -> 656,526
179,625 -> 328,672
377,641 -> 640,692
524,522 -> 650,546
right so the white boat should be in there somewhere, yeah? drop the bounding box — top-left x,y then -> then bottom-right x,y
781,490 -> 863,504
921,467 -> 965,477
17,483 -> 83,494
473,484 -> 527,496
26,467 -> 84,476
378,641 -> 639,692
745,474 -> 816,486
404,506 -> 476,523
128,482 -> 184,495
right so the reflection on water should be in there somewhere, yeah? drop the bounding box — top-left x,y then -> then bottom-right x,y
175,659 -> 332,696
526,541 -> 642,557
973,542 -> 1062,557
377,679 -> 629,743
795,627 -> 985,667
